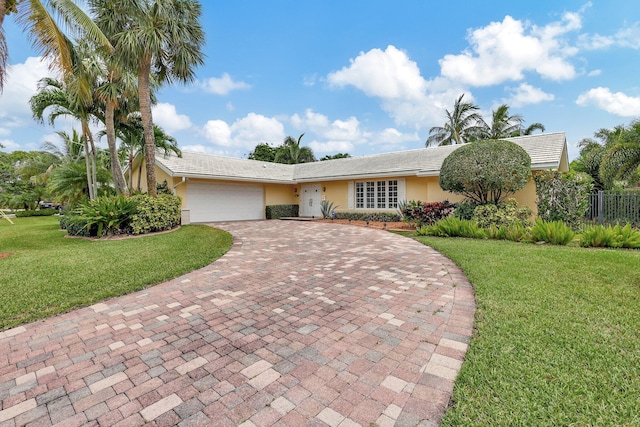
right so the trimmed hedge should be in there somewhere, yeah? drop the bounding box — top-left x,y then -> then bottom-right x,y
266,204 -> 299,219
130,194 -> 181,235
15,208 -> 58,217
334,211 -> 402,222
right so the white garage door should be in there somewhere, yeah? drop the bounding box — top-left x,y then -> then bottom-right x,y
186,182 -> 264,222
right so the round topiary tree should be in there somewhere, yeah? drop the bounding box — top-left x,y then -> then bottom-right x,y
439,139 -> 531,204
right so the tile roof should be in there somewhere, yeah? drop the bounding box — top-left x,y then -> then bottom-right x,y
156,132 -> 567,183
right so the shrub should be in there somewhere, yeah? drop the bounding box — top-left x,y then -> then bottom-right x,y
130,194 -> 181,235
440,139 -> 531,204
534,170 -> 593,229
417,217 -> 487,239
487,222 -> 530,242
401,200 -> 456,226
472,199 -> 533,229
529,219 -> 575,245
59,212 -> 92,237
320,201 -> 339,219
15,208 -> 57,217
335,211 -> 402,222
454,201 -> 478,220
580,223 -> 640,249
265,204 -> 299,219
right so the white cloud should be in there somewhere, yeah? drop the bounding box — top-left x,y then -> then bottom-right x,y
576,87 -> 640,117
308,140 -> 354,153
439,13 -> 580,86
326,47 -> 466,129
152,103 -> 192,133
0,139 -> 20,151
328,45 -> 427,100
199,73 -> 250,95
579,22 -> 640,50
587,69 -> 602,77
290,109 -> 367,153
181,144 -> 210,154
505,83 -> 555,107
202,113 -> 285,149
0,57 -> 57,118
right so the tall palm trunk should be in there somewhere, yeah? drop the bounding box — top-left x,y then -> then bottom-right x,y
138,53 -> 157,197
105,101 -> 129,195
81,133 -> 94,200
82,120 -> 98,198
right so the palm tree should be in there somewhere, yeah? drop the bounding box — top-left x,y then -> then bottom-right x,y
426,94 -> 484,146
43,129 -> 85,163
0,0 -> 110,92
30,74 -> 100,199
91,0 -> 205,197
599,120 -> 640,188
478,104 -> 524,140
275,133 -> 316,164
522,122 -> 545,135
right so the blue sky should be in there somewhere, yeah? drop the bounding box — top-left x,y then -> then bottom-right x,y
1,1 -> 640,160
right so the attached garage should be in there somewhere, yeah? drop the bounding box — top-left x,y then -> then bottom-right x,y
186,181 -> 264,222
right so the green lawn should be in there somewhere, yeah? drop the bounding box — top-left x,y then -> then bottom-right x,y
414,236 -> 640,426
0,216 -> 232,330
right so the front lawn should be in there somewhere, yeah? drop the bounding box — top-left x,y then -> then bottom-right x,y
0,216 -> 232,330
415,236 -> 640,426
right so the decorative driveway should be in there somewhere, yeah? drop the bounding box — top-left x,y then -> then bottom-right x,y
0,221 -> 475,427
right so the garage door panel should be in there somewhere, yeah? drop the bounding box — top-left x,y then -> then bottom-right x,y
187,182 -> 264,222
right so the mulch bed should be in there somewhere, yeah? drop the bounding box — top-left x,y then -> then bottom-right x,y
314,218 -> 415,231
0,253 -> 11,259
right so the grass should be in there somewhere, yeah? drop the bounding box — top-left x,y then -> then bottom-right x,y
0,216 -> 232,330
412,236 -> 640,426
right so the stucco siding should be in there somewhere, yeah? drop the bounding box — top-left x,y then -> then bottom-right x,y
265,184 -> 296,205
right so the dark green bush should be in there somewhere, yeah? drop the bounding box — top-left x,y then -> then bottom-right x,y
15,208 -> 57,217
266,204 -> 299,219
335,211 -> 402,222
472,199 -> 532,229
401,200 -> 456,226
130,194 -> 181,235
454,201 -> 478,220
59,213 -> 93,237
440,139 -> 531,204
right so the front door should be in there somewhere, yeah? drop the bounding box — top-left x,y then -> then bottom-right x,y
300,184 -> 322,217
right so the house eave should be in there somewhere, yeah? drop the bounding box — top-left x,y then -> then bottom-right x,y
174,173 -> 295,185
295,170 -> 421,182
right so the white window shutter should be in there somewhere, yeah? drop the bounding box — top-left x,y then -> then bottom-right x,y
348,181 -> 354,209
397,178 -> 406,202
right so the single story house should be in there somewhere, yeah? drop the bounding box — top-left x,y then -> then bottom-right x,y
129,132 -> 569,223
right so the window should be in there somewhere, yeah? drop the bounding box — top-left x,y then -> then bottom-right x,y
353,180 -> 400,209
366,182 -> 375,208
355,182 -> 364,208
377,181 -> 386,208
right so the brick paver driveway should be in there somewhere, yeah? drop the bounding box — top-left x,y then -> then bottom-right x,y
0,221 -> 475,427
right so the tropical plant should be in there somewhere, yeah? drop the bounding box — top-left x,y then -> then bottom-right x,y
439,139 -> 531,204
73,195 -> 139,236
522,122 -> 546,135
580,223 -> 640,249
274,133 -> 316,164
320,153 -> 351,161
0,0 -> 111,92
426,94 -> 484,146
47,160 -> 111,206
529,219 -> 575,245
320,200 -> 339,219
599,119 -> 640,189
486,222 -> 530,242
91,0 -> 205,197
478,104 -> 524,140
417,217 -> 487,239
